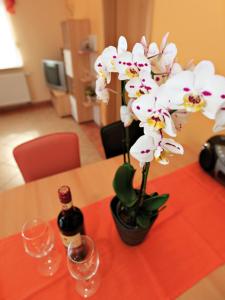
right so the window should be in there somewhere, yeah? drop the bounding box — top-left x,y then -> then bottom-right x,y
0,0 -> 23,69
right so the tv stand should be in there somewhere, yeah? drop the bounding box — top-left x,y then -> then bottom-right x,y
50,89 -> 71,117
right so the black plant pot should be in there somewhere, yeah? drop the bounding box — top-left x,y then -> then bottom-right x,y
110,196 -> 158,246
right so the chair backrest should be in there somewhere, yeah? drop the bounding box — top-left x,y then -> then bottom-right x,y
100,120 -> 143,159
13,132 -> 81,182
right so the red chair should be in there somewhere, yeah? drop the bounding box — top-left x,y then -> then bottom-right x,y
13,132 -> 81,182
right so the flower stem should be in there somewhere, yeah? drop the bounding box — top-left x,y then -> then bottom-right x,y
152,71 -> 169,76
121,80 -> 126,106
107,88 -> 121,95
147,53 -> 160,59
121,80 -> 131,164
139,162 -> 150,206
125,127 -> 130,164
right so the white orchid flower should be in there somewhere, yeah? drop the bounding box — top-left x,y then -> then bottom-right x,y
94,36 -> 127,81
95,77 -> 109,103
154,134 -> 184,165
94,55 -> 111,84
101,36 -> 128,73
147,32 -> 170,58
116,43 -> 150,80
130,132 -> 183,166
213,101 -> 225,132
161,61 -> 225,120
171,109 -> 190,131
130,134 -> 158,167
120,102 -> 134,127
125,70 -> 158,98
94,55 -> 110,102
132,92 -> 176,137
159,43 -> 177,72
148,32 -> 177,74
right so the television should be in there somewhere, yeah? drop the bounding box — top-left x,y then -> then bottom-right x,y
42,59 -> 67,91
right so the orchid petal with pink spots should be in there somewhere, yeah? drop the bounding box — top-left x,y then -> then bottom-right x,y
162,61 -> 225,119
132,93 -> 177,137
100,36 -> 128,73
130,134 -> 158,167
116,43 -> 150,80
125,70 -> 158,98
154,137 -> 184,165
94,55 -> 111,83
161,138 -> 184,155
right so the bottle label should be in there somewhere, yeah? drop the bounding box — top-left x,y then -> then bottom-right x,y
60,232 -> 82,248
61,201 -> 73,210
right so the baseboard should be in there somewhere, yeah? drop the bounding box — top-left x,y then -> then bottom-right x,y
0,100 -> 51,113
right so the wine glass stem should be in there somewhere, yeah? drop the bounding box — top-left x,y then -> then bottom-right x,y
76,275 -> 100,298
37,248 -> 61,276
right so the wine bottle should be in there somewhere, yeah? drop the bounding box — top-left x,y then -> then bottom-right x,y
57,185 -> 85,248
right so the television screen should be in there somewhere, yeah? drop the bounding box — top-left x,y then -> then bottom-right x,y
42,59 -> 67,91
45,63 -> 60,86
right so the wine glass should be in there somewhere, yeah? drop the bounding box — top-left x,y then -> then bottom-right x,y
21,218 -> 61,276
67,235 -> 100,298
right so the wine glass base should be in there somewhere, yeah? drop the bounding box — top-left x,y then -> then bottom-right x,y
75,272 -> 100,298
38,248 -> 62,276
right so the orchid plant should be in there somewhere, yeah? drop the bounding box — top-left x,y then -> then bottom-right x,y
95,33 -> 225,229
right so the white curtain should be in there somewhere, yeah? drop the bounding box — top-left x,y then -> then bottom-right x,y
0,0 -> 23,69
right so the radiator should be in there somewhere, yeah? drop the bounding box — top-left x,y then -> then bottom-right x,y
0,72 -> 31,107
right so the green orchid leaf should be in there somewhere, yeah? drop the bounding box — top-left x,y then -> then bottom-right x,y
113,163 -> 137,208
145,192 -> 158,199
143,194 -> 169,211
150,192 -> 159,197
136,212 -> 151,229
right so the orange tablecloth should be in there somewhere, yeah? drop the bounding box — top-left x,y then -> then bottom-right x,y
1,163 -> 225,300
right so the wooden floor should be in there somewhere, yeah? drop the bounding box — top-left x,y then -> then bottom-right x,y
0,103 -> 103,191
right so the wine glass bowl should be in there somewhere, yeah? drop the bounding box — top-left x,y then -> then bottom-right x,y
22,219 -> 54,258
21,218 -> 61,276
67,235 -> 100,298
